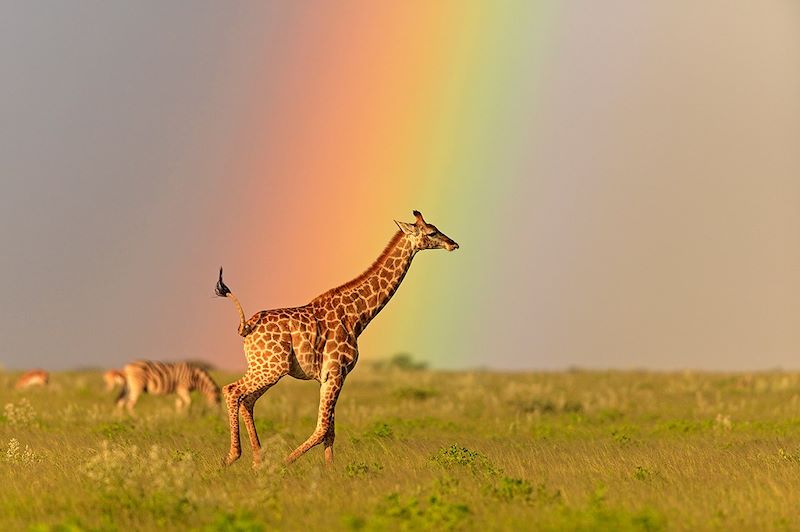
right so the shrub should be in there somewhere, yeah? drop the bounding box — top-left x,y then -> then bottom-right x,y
81,441 -> 202,520
345,461 -> 383,478
28,518 -> 87,531
364,422 -> 394,439
93,420 -> 134,439
778,447 -> 800,462
611,429 -> 633,446
4,438 -> 40,465
596,408 -> 624,422
656,419 -> 713,434
633,466 -> 652,481
513,398 -> 583,415
393,387 -> 438,401
3,398 -> 37,427
554,487 -> 666,531
206,511 -> 266,532
376,353 -> 428,371
516,398 -> 557,414
486,477 -> 562,505
429,444 -> 497,474
369,492 -> 469,530
489,477 -> 534,502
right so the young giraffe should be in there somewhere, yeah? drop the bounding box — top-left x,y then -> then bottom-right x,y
217,211 -> 458,467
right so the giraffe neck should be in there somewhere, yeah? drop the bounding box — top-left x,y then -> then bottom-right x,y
313,231 -> 416,336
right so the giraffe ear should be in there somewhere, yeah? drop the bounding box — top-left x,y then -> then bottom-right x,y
395,220 -> 417,235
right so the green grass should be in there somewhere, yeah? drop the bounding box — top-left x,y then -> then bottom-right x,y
3,367 -> 800,530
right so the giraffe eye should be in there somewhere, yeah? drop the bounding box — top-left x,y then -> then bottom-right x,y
427,231 -> 438,237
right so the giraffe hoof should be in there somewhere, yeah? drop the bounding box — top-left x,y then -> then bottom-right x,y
223,453 -> 241,467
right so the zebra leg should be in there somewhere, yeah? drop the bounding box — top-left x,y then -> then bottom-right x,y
286,374 -> 343,464
125,385 -> 142,416
176,388 -> 192,412
115,383 -> 128,409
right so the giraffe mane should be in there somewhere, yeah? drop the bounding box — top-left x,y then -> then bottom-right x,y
312,230 -> 405,302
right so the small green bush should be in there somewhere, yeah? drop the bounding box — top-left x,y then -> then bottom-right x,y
429,444 -> 497,474
93,421 -> 133,439
345,461 -> 383,478
489,477 -> 534,502
364,422 -> 394,439
206,511 -> 266,532
379,492 -> 469,530
633,466 -> 652,481
393,387 -> 438,401
376,353 -> 429,371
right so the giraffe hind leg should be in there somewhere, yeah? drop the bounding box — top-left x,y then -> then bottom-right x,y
239,384 -> 274,468
222,380 -> 244,466
223,371 -> 284,467
224,321 -> 293,467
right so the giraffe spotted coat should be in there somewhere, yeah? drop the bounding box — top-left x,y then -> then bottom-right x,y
219,211 -> 458,467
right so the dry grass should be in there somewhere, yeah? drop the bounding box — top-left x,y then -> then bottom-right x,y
2,366 -> 800,530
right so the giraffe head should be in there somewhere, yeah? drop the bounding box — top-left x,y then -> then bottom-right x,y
395,210 -> 459,252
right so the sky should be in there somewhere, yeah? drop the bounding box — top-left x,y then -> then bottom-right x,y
0,2 -> 798,372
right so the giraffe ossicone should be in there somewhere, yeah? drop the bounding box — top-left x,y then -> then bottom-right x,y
217,211 -> 458,467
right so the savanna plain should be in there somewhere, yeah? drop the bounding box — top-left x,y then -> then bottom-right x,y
3,359 -> 800,531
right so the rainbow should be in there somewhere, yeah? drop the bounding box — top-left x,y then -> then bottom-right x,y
213,3 -> 557,368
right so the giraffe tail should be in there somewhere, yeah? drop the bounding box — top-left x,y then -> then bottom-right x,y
216,267 -> 252,337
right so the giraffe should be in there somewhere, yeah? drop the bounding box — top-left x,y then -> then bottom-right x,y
216,210 -> 458,467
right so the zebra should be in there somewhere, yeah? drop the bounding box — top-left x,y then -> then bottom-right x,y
117,360 -> 221,414
103,369 -> 125,391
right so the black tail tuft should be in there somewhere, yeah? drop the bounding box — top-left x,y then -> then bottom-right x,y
215,267 -> 231,297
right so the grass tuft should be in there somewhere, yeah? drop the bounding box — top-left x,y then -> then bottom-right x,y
2,368 -> 800,529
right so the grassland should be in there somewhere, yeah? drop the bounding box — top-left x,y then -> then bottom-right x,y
3,364 -> 800,531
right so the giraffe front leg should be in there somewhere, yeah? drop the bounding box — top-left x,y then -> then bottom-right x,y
286,374 -> 343,465
222,381 -> 244,466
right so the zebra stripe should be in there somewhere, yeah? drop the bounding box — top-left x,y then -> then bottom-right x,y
117,360 -> 220,413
